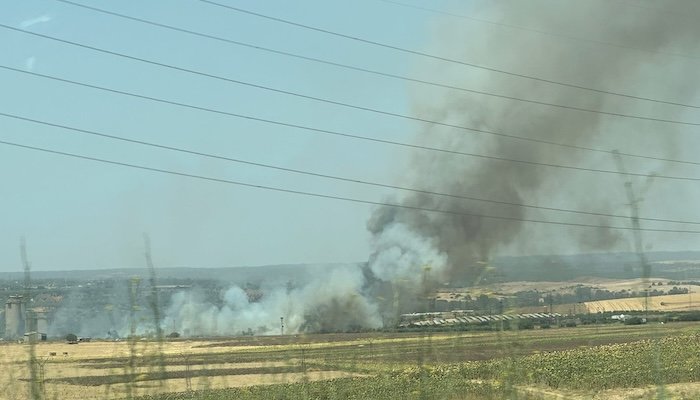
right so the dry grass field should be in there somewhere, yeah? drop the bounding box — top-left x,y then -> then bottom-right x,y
584,293 -> 700,313
0,339 -> 361,400
518,293 -> 700,315
437,278 -> 699,301
3,323 -> 700,400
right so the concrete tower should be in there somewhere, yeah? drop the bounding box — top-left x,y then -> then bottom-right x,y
25,308 -> 49,337
4,295 -> 26,339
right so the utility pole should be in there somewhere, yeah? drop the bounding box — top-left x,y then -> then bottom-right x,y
21,238 -> 42,400
280,317 -> 284,335
612,150 -> 655,318
612,150 -> 664,399
422,265 -> 432,313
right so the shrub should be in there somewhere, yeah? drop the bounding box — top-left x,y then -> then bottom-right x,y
623,317 -> 646,325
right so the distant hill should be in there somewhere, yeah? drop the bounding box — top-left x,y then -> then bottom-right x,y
2,251 -> 699,284
0,263 -> 359,285
489,251 -> 700,282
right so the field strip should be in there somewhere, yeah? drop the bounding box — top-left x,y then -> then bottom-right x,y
517,381 -> 700,400
3,371 -> 366,400
584,293 -> 699,313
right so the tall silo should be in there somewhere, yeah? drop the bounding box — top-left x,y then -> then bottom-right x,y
4,296 -> 26,339
36,312 -> 48,336
26,307 -> 49,338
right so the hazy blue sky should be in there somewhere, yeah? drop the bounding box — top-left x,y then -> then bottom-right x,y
0,0 -> 447,271
2,0 -> 700,272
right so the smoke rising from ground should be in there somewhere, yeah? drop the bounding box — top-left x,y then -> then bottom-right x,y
119,1 -> 700,335
163,267 -> 382,335
369,0 -> 700,284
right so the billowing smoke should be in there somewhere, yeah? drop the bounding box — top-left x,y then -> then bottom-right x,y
368,0 -> 700,284
163,266 -> 381,335
161,224 -> 447,335
163,1 -> 700,335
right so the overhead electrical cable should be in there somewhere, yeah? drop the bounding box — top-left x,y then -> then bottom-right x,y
197,0 -> 700,110
2,65 -> 698,182
4,110 -> 700,226
48,0 -> 700,128
376,0 -> 700,62
2,28 -> 700,169
2,138 -> 700,234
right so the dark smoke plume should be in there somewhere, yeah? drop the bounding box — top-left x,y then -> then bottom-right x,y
162,1 -> 700,334
368,0 -> 700,288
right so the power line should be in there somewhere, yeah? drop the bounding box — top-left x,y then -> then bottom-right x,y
4,110 -> 699,226
197,0 -> 700,110
48,0 -> 700,128
3,65 -> 698,182
1,138 -> 699,234
3,26 -> 700,170
376,0 -> 700,62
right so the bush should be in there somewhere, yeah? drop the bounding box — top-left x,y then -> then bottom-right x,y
560,319 -> 577,328
65,333 -> 78,343
674,311 -> 700,322
623,317 -> 646,325
518,319 -> 535,330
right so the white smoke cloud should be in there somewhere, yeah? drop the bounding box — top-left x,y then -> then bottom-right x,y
160,222 -> 449,336
163,265 -> 383,335
368,222 -> 448,285
158,220 -> 451,336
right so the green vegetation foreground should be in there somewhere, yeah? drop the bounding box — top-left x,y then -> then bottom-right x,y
136,323 -> 700,400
